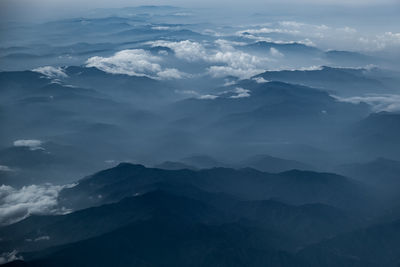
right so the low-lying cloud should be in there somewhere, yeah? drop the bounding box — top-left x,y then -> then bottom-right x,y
237,21 -> 400,52
86,49 -> 188,80
230,87 -> 251,98
0,184 -> 74,225
13,139 -> 43,151
333,94 -> 400,112
151,39 -> 271,79
0,250 -> 23,265
32,66 -> 68,78
151,40 -> 207,61
88,40 -> 271,80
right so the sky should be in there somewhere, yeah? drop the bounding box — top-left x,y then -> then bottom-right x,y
1,0 -> 400,23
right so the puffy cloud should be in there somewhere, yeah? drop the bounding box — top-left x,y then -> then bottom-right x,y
150,40 -> 207,61
230,87 -> 251,98
0,250 -> 23,264
359,32 -> 400,51
86,49 -> 188,80
332,94 -> 400,112
253,77 -> 269,83
32,66 -> 67,78
150,39 -> 271,79
0,184 -> 74,226
211,50 -> 267,69
86,49 -> 162,76
209,41 -> 271,78
13,139 -> 43,151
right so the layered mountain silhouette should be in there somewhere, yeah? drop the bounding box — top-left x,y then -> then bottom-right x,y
1,7 -> 400,266
2,163 -> 398,266
253,66 -> 390,96
1,163 -> 377,267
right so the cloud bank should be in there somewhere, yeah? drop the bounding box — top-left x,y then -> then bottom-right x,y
333,94 -> 400,112
237,21 -> 400,52
86,49 -> 188,80
151,39 -> 271,79
0,184 -> 74,225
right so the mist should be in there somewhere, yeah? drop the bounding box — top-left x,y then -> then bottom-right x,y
0,2 -> 400,266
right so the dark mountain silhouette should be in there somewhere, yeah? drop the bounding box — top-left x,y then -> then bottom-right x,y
239,154 -> 313,172
154,161 -> 197,170
241,41 -> 321,56
1,184 -> 365,267
298,219 -> 400,267
179,155 -> 226,169
57,163 -> 373,213
14,220 -> 306,267
1,8 -> 399,267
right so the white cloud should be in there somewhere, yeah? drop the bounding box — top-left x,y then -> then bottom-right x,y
0,250 -> 23,264
0,184 -> 74,226
270,47 -> 284,57
32,66 -> 67,78
298,65 -> 324,71
237,27 -> 300,35
223,79 -> 237,86
151,26 -> 171,31
150,40 -> 271,79
230,87 -> 251,98
157,68 -> 189,79
239,21 -> 400,51
253,77 -> 269,83
198,94 -> 219,100
13,139 -> 43,151
158,50 -> 169,56
214,39 -> 247,48
86,49 -> 162,77
359,32 -> 400,51
150,40 -> 207,61
279,21 -> 305,28
332,94 -> 400,112
86,49 -> 189,80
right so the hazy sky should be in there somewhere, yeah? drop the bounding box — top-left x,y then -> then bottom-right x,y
1,0 -> 399,28
2,0 -> 399,17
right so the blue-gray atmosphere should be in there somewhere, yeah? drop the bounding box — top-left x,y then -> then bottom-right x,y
0,1 -> 400,266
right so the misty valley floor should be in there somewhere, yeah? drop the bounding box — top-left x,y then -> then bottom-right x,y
1,4 -> 400,267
